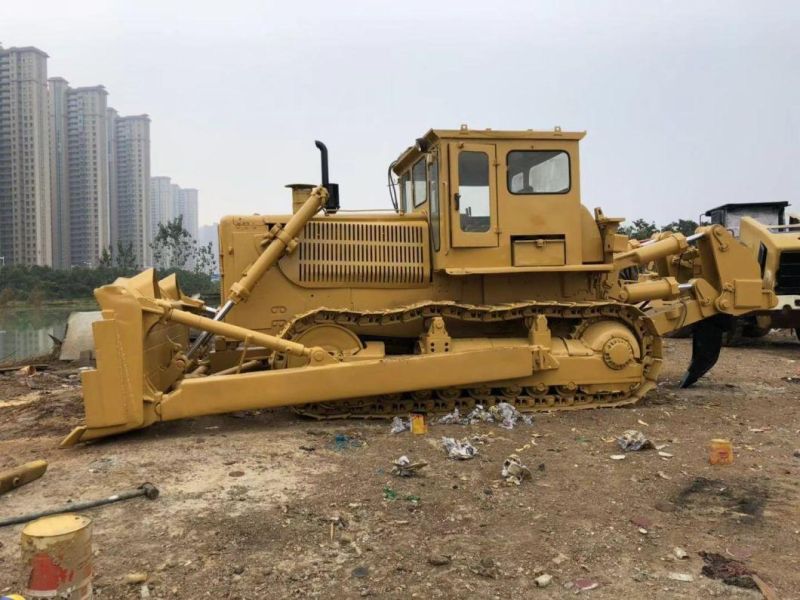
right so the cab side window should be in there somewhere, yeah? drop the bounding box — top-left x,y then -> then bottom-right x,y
507,151 -> 570,194
429,157 -> 440,250
399,173 -> 411,212
412,158 -> 427,206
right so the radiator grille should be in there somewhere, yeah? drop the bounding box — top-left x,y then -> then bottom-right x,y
297,221 -> 427,285
776,251 -> 800,295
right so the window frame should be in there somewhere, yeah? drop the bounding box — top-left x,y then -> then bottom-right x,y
505,150 -> 571,196
399,172 -> 411,213
428,155 -> 440,251
411,157 -> 428,207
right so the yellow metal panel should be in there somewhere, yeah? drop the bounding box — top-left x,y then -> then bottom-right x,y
513,239 -> 566,267
158,347 -> 534,421
734,279 -> 765,308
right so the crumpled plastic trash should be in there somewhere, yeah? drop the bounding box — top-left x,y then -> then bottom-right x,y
437,403 -> 533,429
391,455 -> 428,477
331,433 -> 364,451
501,453 -> 532,485
491,402 -> 533,429
437,408 -> 462,425
617,429 -> 654,452
442,436 -> 479,460
390,416 -> 410,434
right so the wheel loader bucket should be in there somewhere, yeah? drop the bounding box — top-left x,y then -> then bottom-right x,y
62,269 -> 192,446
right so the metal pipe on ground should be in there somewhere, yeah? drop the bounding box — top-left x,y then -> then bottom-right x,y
0,483 -> 159,528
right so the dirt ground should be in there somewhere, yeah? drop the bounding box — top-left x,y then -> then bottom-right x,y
0,335 -> 799,599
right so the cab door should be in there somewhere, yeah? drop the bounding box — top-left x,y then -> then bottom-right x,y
449,142 -> 499,247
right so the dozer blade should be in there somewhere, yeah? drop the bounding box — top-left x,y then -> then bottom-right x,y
64,269 -> 540,445
679,314 -> 732,388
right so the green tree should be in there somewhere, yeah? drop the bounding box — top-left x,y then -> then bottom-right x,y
98,246 -> 113,268
618,218 -> 659,240
115,242 -> 138,271
151,216 -> 195,270
663,219 -> 699,237
194,241 -> 217,276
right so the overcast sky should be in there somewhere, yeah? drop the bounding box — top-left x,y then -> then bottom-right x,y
3,0 -> 798,227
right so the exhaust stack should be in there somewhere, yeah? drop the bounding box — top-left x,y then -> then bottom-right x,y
315,140 -> 340,213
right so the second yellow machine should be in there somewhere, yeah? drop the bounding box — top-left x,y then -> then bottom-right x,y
65,127 -> 776,444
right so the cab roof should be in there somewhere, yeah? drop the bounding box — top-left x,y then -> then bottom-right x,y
393,127 -> 586,173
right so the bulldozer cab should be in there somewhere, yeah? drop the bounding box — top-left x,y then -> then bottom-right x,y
392,127 -> 605,272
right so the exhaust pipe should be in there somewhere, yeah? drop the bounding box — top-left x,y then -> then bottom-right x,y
315,140 -> 340,213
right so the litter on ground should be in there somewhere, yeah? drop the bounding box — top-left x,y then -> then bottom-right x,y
501,453 -> 532,485
391,455 -> 428,477
617,429 -> 654,451
437,403 -> 533,429
390,417 -> 410,434
441,437 -> 479,460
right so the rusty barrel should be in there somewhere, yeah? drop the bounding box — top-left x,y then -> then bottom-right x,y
21,514 -> 93,599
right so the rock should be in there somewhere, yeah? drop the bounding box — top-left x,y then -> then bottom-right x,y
140,584 -> 151,599
428,553 -> 452,566
228,470 -> 245,477
673,547 -> 688,560
534,573 -> 553,587
352,565 -> 369,578
667,572 -> 694,582
551,553 -> 568,566
630,516 -> 652,529
793,449 -> 800,459
471,557 -> 499,579
125,573 -> 148,584
573,578 -> 600,591
232,565 -> 245,575
654,500 -> 677,513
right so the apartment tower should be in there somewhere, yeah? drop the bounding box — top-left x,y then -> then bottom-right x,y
109,113 -> 151,267
0,46 -> 52,266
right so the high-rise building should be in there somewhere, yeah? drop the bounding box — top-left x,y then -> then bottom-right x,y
66,86 -> 109,267
178,188 -> 198,241
48,76 -> 69,267
0,45 -> 53,266
149,175 -> 173,241
50,81 -> 111,268
109,112 -> 151,267
105,107 -> 118,255
197,222 -> 219,274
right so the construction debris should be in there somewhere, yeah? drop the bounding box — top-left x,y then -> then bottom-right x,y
391,455 -> 428,477
437,403 -> 533,429
667,572 -> 694,582
501,454 -> 532,485
534,573 -> 553,587
699,551 -> 757,590
0,460 -> 48,496
441,437 -> 478,460
390,417 -> 410,434
616,430 -> 654,451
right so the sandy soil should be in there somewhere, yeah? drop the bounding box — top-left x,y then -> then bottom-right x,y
0,336 -> 798,599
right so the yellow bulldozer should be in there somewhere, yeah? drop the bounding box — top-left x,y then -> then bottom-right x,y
63,127 -> 778,446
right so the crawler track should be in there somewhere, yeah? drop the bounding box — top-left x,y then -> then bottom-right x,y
271,301 -> 663,418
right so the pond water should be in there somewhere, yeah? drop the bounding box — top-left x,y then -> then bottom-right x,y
0,302 -> 97,363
